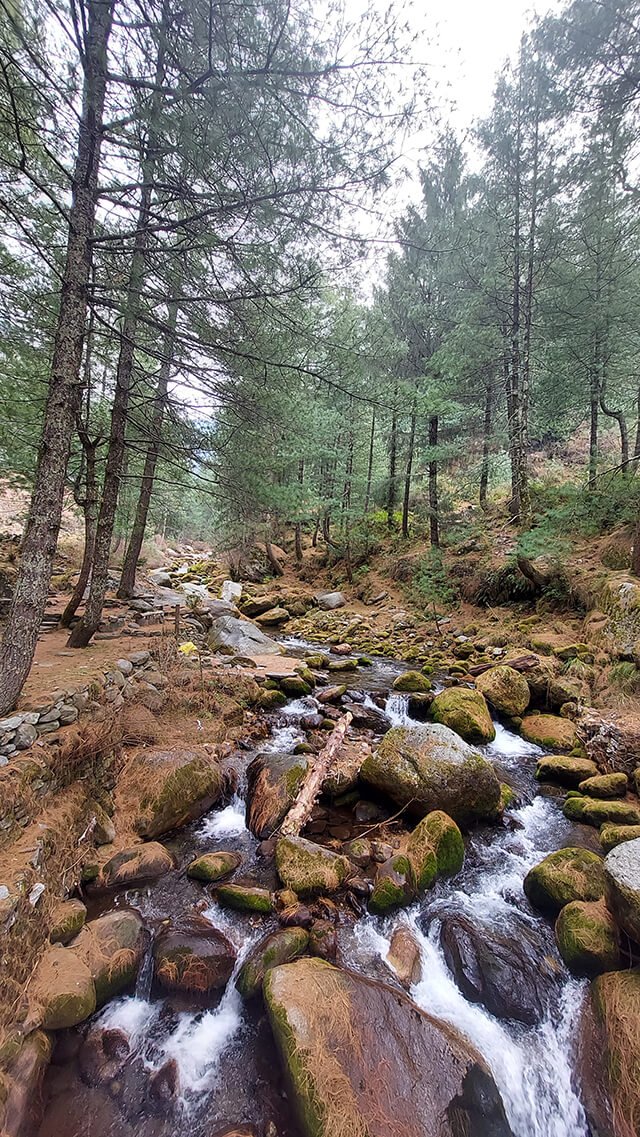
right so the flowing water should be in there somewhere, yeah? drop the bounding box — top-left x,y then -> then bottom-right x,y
38,646 -> 594,1137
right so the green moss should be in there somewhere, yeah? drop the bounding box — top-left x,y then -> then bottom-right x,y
578,773 -> 628,799
275,837 -> 351,896
280,676 -> 312,697
521,714 -> 577,752
392,671 -> 432,693
599,823 -> 640,852
259,689 -> 288,709
555,900 -> 620,977
236,928 -> 309,998
430,687 -> 495,745
369,855 -> 415,914
49,900 -> 86,945
216,884 -> 273,913
327,659 -> 358,672
415,810 -> 464,877
535,755 -> 598,786
187,851 -> 242,882
137,755 -> 225,838
524,847 -> 606,915
563,796 -> 640,827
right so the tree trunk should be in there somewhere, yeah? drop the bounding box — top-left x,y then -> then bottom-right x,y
632,516 -> 640,576
364,408 -> 376,515
265,539 -> 284,577
386,379 -> 399,530
633,385 -> 640,471
428,415 -> 439,548
68,13 -> 167,647
600,388 -> 629,472
401,395 -> 417,539
479,378 -> 494,510
280,713 -> 352,837
117,293 -> 179,598
59,434 -> 99,627
0,0 -> 114,712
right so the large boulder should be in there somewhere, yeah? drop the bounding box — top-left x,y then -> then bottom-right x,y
314,591 -> 346,610
263,958 -> 513,1137
70,909 -> 147,1005
520,714 -> 577,751
475,665 -> 530,717
596,573 -> 640,662
555,900 -> 620,977
154,918 -> 236,994
133,748 -> 229,838
439,910 -> 563,1024
236,927 -> 309,998
206,614 -> 281,656
0,1031 -> 52,1137
536,755 -> 599,787
604,837 -> 640,945
93,842 -> 174,891
600,823 -> 640,853
430,687 -> 495,745
523,848 -> 606,915
245,751 -> 309,839
30,945 -> 96,1029
275,836 -> 351,896
360,724 -> 501,826
578,772 -> 628,799
578,709 -> 640,776
392,671 -> 432,693
563,795 -> 640,827
581,968 -> 640,1137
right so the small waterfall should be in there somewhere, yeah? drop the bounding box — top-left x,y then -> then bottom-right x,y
198,793 -> 249,840
383,691 -> 412,727
135,941 -> 155,1001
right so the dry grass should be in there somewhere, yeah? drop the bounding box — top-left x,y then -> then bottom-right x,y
120,704 -> 160,746
594,970 -> 640,1137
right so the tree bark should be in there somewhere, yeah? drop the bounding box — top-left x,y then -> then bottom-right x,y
280,713 -> 352,837
265,539 -> 284,577
632,517 -> 640,576
479,377 -> 494,510
117,292 -> 179,598
364,408 -> 376,516
59,433 -> 99,627
600,388 -> 629,472
428,415 -> 439,548
0,0 -> 114,712
401,394 -> 417,539
386,378 -> 399,530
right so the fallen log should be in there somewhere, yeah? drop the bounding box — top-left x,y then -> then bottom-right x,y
280,712 -> 352,838
468,654 -> 540,677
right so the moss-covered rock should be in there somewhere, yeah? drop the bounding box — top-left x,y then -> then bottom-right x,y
135,749 -> 228,838
523,847 -> 606,915
258,688 -> 287,710
49,899 -> 86,945
279,675 -> 311,697
154,921 -> 236,994
246,751 -> 309,839
577,772 -> 628,799
215,884 -> 274,913
600,823 -> 640,853
409,811 -> 464,879
360,724 -> 501,827
563,795 -> 640,827
430,687 -> 495,745
521,714 -> 577,751
94,842 -> 174,891
31,946 -> 96,1029
475,665 -> 530,717
369,854 -> 415,914
275,836 -> 351,897
555,899 -> 620,977
304,654 -> 329,669
70,909 -> 147,1005
604,836 -> 640,944
535,755 -> 599,787
187,850 -> 242,882
236,928 -> 309,998
327,658 -> 358,672
392,671 -> 432,693
256,607 -> 290,626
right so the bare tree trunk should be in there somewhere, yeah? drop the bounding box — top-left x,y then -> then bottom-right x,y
401,394 -> 416,539
0,0 -> 114,712
600,387 -> 629,472
632,516 -> 640,576
59,434 -> 99,627
428,415 -> 439,548
364,408 -> 376,515
386,379 -> 399,530
280,713 -> 352,838
479,378 -> 494,510
117,293 -> 179,598
265,539 -> 284,577
633,385 -> 640,470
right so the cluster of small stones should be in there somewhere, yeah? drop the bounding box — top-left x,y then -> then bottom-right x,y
0,649 -> 155,763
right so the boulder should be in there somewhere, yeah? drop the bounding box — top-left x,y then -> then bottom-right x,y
215,884 -> 273,913
582,968 -> 640,1137
78,1024 -> 130,1086
255,607 -> 290,626
263,958 -> 513,1137
187,850 -> 242,882
597,573 -> 640,661
535,755 -> 599,787
600,823 -> 640,853
523,848 -> 606,915
308,919 -> 337,960
134,748 -> 229,838
30,945 -> 96,1029
221,580 -> 242,603
245,751 -> 309,839
49,899 -> 86,945
70,909 -> 147,1004
0,1031 -> 52,1137
578,772 -> 628,799
520,714 -> 577,751
316,684 -> 347,704
475,665 -> 530,717
206,614 -> 281,656
360,724 -> 501,826
315,591 -> 346,610
321,738 -> 370,797
236,928 -> 309,998
604,837 -> 640,945
386,925 -> 422,987
439,910 -> 563,1024
430,687 -> 495,745
563,796 -> 640,827
555,900 -> 620,977
154,919 -> 236,994
392,671 -> 432,693
278,675 -> 310,697
369,854 -> 415,914
275,836 -> 351,896
94,842 -> 174,891
409,810 -> 464,879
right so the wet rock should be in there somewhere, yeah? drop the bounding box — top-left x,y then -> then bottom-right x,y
386,925 -> 422,987
354,800 -> 385,823
406,693 -> 433,721
430,687 -> 495,745
521,713 -> 577,751
278,901 -> 313,929
78,1025 -> 130,1086
149,1058 -> 179,1102
563,795 -> 640,827
49,898 -> 86,945
535,755 -> 599,787
236,927 -> 309,998
264,957 -> 513,1137
475,665 -> 530,717
71,909 -> 147,1004
409,810 -> 464,883
440,909 -> 563,1025
245,751 -> 309,839
369,854 -> 415,914
321,739 -> 370,797
555,900 -> 620,977
134,748 -> 229,838
315,591 -> 345,610
600,823 -> 640,852
344,837 -> 372,868
580,967 -> 640,1137
316,685 -> 347,704
30,944 -> 96,1029
187,850 -> 242,882
278,674 -> 310,696
361,724 -> 501,827
95,842 -> 174,891
275,836 -> 351,896
392,671 -> 432,693
604,837 -> 640,945
578,772 -> 628,799
216,883 -> 274,913
327,658 -> 358,672
308,919 -> 338,960
524,848 -> 606,915
0,1030 -> 52,1137
342,701 -> 388,731
154,919 -> 236,994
